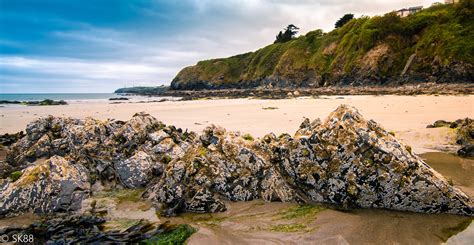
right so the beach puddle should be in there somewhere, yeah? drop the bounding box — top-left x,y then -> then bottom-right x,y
420,152 -> 474,197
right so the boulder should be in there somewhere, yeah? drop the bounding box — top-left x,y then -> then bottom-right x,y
1,106 -> 472,218
145,105 -> 473,216
0,156 -> 90,217
115,151 -> 155,188
275,105 -> 472,215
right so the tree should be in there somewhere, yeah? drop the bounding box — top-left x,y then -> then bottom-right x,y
274,24 -> 300,43
335,14 -> 354,28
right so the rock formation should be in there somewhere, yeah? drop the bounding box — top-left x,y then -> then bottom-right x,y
0,156 -> 90,216
427,118 -> 474,157
0,106 -> 472,218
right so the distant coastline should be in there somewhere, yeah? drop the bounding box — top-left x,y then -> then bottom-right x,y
0,93 -> 117,102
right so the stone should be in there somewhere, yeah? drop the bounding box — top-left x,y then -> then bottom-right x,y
144,105 -> 473,216
1,105 -> 472,218
115,151 -> 155,188
0,156 -> 90,217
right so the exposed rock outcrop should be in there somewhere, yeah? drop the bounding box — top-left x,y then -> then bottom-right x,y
0,106 -> 472,218
426,118 -> 474,157
0,156 -> 90,217
144,106 -> 473,216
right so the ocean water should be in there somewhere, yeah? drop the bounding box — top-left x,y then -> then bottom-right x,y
0,93 -> 116,102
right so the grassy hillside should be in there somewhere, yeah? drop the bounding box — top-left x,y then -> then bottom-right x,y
171,1 -> 473,90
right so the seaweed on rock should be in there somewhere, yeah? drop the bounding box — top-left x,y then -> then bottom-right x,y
0,106 -> 472,218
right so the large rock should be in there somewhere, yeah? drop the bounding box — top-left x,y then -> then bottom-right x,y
0,156 -> 90,217
115,151 -> 155,188
276,105 -> 472,215
145,105 -> 473,216
4,112 -> 195,187
1,106 -> 472,217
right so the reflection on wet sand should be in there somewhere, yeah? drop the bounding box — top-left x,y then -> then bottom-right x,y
420,152 -> 474,197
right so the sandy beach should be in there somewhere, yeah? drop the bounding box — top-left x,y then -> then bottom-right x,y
1,95 -> 473,153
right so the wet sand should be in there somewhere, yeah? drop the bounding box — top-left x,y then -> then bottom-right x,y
1,95 -> 473,154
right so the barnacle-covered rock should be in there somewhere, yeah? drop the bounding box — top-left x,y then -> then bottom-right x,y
0,156 -> 90,217
4,112 -> 194,186
115,151 -> 154,188
143,125 -> 294,215
145,105 -> 472,216
274,105 -> 472,215
1,106 -> 472,218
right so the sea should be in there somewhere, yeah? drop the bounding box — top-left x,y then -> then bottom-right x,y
0,93 -> 177,105
0,93 -> 117,102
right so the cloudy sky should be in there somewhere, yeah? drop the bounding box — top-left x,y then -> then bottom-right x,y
1,0 -> 438,93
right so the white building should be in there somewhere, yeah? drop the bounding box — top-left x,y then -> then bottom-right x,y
396,6 -> 423,17
445,0 -> 460,4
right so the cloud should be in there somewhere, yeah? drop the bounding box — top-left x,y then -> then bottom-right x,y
0,0 -> 438,92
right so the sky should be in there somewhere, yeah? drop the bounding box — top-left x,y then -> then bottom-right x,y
0,0 -> 438,93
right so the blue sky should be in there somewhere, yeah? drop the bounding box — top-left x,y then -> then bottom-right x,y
0,0 -> 437,93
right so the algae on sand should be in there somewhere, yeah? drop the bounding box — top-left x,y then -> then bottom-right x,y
142,224 -> 196,245
278,204 -> 326,220
269,223 -> 309,233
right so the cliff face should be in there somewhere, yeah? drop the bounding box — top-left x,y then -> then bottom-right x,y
171,2 -> 474,90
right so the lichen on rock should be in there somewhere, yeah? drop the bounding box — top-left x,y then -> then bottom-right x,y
0,106 -> 472,218
0,156 -> 90,217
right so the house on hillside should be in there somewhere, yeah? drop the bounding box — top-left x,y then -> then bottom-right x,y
445,0 -> 460,4
395,6 -> 423,17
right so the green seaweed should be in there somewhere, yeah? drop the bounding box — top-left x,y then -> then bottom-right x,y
269,223 -> 307,233
10,171 -> 22,182
242,134 -> 254,141
278,204 -> 326,220
162,154 -> 172,164
141,224 -> 196,245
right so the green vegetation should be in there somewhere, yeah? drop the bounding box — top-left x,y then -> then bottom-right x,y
10,171 -> 22,182
162,154 -> 172,164
278,204 -> 326,220
198,146 -> 207,157
335,13 -> 354,28
270,223 -> 307,232
172,1 -> 474,89
142,224 -> 196,245
274,24 -> 300,43
242,133 -> 254,141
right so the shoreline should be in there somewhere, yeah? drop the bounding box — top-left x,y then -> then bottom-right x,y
1,94 -> 473,154
128,83 -> 474,100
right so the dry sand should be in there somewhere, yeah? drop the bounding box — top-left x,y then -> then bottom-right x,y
1,95 -> 473,153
